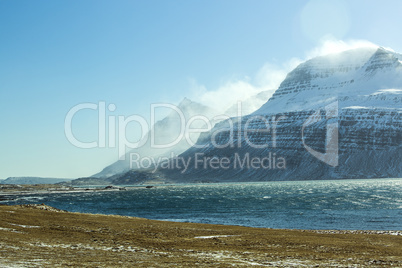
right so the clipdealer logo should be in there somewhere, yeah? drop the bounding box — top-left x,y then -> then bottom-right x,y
64,100 -> 339,172
63,101 -> 286,159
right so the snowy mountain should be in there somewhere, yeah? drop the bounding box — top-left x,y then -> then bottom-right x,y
156,47 -> 401,182
93,98 -> 219,178
255,47 -> 402,114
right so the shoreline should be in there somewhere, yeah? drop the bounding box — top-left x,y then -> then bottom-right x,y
1,181 -> 402,233
0,184 -> 129,199
0,204 -> 401,267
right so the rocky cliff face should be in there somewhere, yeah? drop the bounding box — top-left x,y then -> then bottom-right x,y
159,108 -> 400,182
158,47 -> 401,182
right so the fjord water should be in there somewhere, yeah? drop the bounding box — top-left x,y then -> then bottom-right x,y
5,179 -> 402,230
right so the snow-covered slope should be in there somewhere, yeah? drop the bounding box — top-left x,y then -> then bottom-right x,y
255,47 -> 402,114
157,47 -> 402,182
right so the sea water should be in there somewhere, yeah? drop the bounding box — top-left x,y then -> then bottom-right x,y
2,179 -> 402,230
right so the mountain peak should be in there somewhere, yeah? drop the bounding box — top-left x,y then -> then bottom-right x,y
254,46 -> 402,115
178,97 -> 193,108
364,47 -> 401,73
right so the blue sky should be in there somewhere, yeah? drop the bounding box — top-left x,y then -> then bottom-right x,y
1,0 -> 402,179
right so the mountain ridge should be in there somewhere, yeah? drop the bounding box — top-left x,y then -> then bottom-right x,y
151,47 -> 402,183
1,177 -> 73,185
70,46 -> 401,185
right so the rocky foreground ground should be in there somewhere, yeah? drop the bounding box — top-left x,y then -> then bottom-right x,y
0,204 -> 401,267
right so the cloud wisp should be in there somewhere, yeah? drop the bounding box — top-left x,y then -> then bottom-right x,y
188,38 -> 380,115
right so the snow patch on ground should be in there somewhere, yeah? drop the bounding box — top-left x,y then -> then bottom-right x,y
194,235 -> 240,239
8,223 -> 41,228
0,227 -> 22,233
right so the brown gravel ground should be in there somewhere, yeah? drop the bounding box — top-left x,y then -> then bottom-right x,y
0,204 -> 401,267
